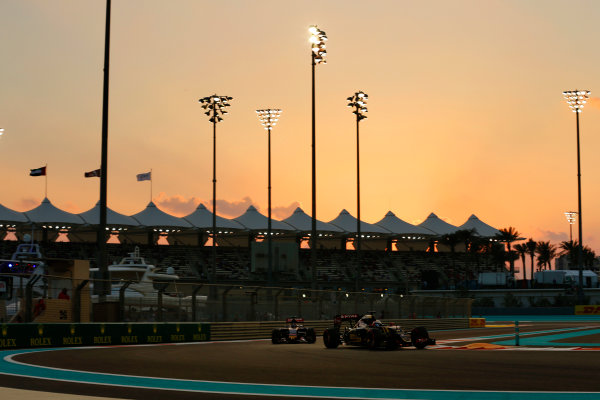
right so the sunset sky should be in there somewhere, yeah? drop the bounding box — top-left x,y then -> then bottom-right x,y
2,1 -> 600,266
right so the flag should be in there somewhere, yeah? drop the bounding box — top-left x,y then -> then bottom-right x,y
30,166 -> 46,176
137,171 -> 151,181
85,169 -> 101,178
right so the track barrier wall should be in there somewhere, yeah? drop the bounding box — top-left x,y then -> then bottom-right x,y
0,322 -> 210,349
0,318 -> 471,349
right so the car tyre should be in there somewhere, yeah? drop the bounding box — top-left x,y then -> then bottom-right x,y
306,328 -> 316,343
411,326 -> 429,349
323,328 -> 339,348
271,329 -> 281,344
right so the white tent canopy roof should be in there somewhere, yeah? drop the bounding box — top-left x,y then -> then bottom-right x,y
458,214 -> 501,237
130,202 -> 193,229
282,207 -> 344,233
184,203 -> 244,230
417,212 -> 459,235
24,197 -> 85,226
329,209 -> 390,234
78,201 -> 140,227
233,205 -> 295,231
376,211 -> 435,236
0,203 -> 29,224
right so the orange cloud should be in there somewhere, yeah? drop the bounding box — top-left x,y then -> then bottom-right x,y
18,197 -> 40,211
153,193 -> 299,220
273,202 -> 301,219
154,192 -> 200,217
588,97 -> 600,110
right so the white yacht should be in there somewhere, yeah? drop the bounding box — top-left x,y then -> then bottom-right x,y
90,247 -> 202,309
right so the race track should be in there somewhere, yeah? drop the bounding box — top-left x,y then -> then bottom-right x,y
1,321 -> 600,399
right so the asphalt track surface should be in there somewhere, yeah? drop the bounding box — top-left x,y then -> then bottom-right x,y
2,321 -> 600,400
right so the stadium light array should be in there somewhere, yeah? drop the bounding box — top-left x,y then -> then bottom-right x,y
563,89 -> 590,304
199,93 -> 233,284
256,108 -> 282,286
309,25 -> 327,289
347,91 -> 369,292
309,25 -> 327,64
563,90 -> 590,113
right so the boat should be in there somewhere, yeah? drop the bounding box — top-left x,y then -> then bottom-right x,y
89,247 -> 204,314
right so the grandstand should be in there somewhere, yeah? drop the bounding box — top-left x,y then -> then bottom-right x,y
0,198 -> 510,293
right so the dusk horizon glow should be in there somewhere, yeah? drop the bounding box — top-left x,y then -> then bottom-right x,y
2,0 -> 600,271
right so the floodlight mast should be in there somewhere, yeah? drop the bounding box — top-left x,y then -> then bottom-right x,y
564,211 -> 577,242
347,91 -> 368,291
562,89 -> 590,303
199,94 -> 232,285
98,0 -> 112,301
256,109 -> 282,286
309,25 -> 327,289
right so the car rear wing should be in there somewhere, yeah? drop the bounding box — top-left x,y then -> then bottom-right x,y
333,314 -> 360,327
286,317 -> 304,323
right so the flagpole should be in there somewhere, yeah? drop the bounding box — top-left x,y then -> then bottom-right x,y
45,164 -> 48,198
150,168 -> 153,202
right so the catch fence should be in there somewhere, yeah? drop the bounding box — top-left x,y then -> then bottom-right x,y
0,273 -> 472,323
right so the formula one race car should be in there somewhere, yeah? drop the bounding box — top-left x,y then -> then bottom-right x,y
322,312 -> 435,350
271,317 -> 317,344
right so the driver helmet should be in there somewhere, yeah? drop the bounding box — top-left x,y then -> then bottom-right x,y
360,314 -> 375,326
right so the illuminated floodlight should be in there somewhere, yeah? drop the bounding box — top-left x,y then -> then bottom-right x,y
565,211 -> 577,224
309,25 -> 327,64
563,90 -> 590,113
199,94 -> 233,123
347,91 -> 368,120
256,109 -> 282,130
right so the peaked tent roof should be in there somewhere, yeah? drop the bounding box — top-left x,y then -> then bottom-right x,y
458,214 -> 501,237
78,201 -> 140,227
417,213 -> 459,235
0,203 -> 29,224
328,209 -> 390,234
130,202 -> 193,229
183,203 -> 244,230
24,198 -> 85,226
282,207 -> 344,233
375,211 -> 434,236
233,205 -> 295,231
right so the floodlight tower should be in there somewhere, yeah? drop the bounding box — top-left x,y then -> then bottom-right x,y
347,91 -> 368,291
309,25 -> 327,289
564,211 -> 577,242
562,89 -> 590,303
199,94 -> 233,283
256,108 -> 282,285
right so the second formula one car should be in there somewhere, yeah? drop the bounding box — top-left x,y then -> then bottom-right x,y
271,317 -> 317,344
322,312 -> 436,350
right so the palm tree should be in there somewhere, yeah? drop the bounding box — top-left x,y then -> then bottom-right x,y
536,241 -> 557,272
514,243 -> 528,280
525,238 -> 537,286
583,246 -> 596,269
440,232 -> 460,254
496,227 -> 521,279
559,240 -> 578,269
